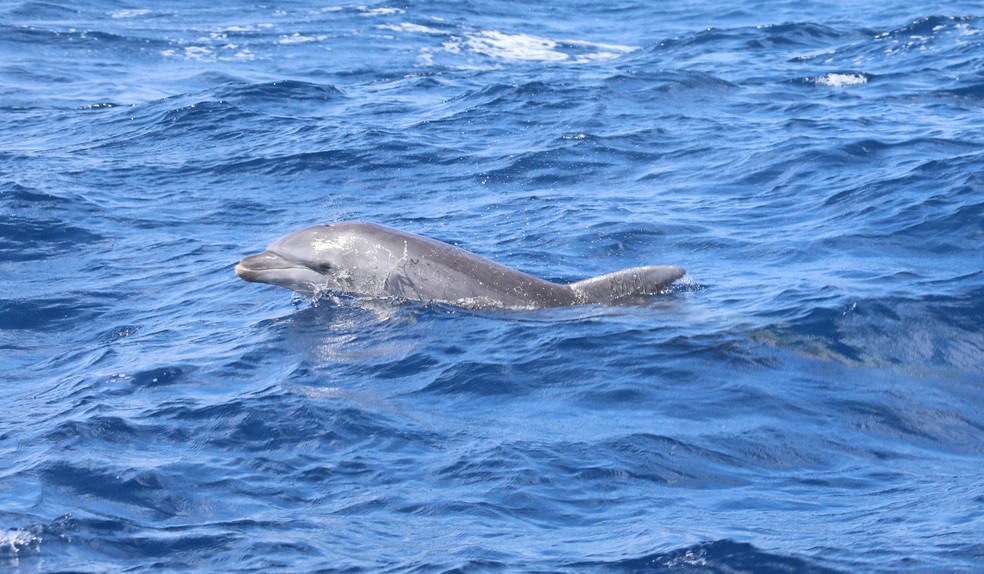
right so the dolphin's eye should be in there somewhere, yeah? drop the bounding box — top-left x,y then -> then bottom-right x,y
316,262 -> 332,272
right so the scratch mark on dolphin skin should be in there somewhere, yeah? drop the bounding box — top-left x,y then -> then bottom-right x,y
608,271 -> 648,299
380,239 -> 422,300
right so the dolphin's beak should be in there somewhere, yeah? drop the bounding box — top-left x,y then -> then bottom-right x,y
234,261 -> 255,281
235,251 -> 293,282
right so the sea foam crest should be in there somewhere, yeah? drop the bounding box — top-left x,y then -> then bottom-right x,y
110,9 -> 152,18
455,30 -> 636,63
0,528 -> 41,562
814,73 -> 868,87
466,31 -> 569,61
379,18 -> 636,65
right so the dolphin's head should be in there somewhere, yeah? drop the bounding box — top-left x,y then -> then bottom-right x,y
235,224 -> 385,296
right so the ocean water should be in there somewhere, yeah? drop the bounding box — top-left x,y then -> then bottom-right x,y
2,0 -> 983,571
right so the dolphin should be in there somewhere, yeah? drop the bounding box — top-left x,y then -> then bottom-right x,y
235,222 -> 685,310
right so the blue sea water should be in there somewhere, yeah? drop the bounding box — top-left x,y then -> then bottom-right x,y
2,0 -> 983,571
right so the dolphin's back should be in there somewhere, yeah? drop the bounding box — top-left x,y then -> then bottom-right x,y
569,266 -> 686,305
371,224 -> 576,308
339,223 -> 685,309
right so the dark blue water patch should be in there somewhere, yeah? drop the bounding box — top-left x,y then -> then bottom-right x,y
3,514 -> 323,572
372,351 -> 442,380
0,2 -> 80,21
44,415 -> 173,449
599,69 -> 738,105
744,21 -> 862,51
127,365 -> 198,389
213,148 -> 389,178
486,79 -> 575,101
780,16 -> 983,81
0,297 -> 107,330
10,514 -> 244,570
651,25 -> 747,52
852,290 -> 984,373
212,80 -> 345,102
58,101 -> 301,173
836,137 -> 976,161
572,539 -> 845,573
0,21 -> 155,58
760,286 -> 984,375
829,393 -> 984,453
595,433 -> 751,488
157,99 -> 248,131
890,14 -> 979,39
936,83 -> 984,103
416,360 -> 531,396
152,394 -> 444,456
577,221 -> 673,257
897,200 -> 984,254
643,19 -> 870,73
40,461 -> 183,520
0,180 -> 91,209
0,217 -> 103,262
151,399 -> 247,426
477,147 -> 618,188
415,80 -> 587,129
197,198 -> 285,226
209,80 -> 347,119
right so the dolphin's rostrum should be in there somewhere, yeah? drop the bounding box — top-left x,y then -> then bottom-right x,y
235,222 -> 685,310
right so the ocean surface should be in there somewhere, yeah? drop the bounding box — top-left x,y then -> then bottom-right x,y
2,1 -> 983,572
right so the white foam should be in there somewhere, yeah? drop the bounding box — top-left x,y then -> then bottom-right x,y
222,24 -> 273,32
233,47 -> 256,61
0,528 -> 41,562
279,33 -> 327,45
183,46 -> 215,61
465,31 -> 569,62
566,38 -> 637,54
161,42 -> 255,62
571,50 -> 629,64
378,23 -> 446,35
815,73 -> 868,87
451,30 -> 636,64
110,9 -> 151,19
382,20 -> 636,65
360,7 -> 404,16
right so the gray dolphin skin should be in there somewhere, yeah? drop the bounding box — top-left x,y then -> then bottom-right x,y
235,222 -> 686,310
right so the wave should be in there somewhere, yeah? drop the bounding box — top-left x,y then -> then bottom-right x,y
0,183 -> 106,262
758,285 -> 984,375
380,17 -> 638,65
637,16 -> 981,93
0,518 -> 843,573
572,539 -> 844,573
789,15 -> 981,75
1,1 -> 79,20
209,80 -> 346,111
936,82 -> 984,102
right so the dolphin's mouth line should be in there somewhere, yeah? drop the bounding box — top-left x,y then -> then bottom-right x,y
236,250 -> 302,279
235,250 -> 331,292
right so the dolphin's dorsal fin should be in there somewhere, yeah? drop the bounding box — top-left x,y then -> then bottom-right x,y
569,266 -> 685,305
